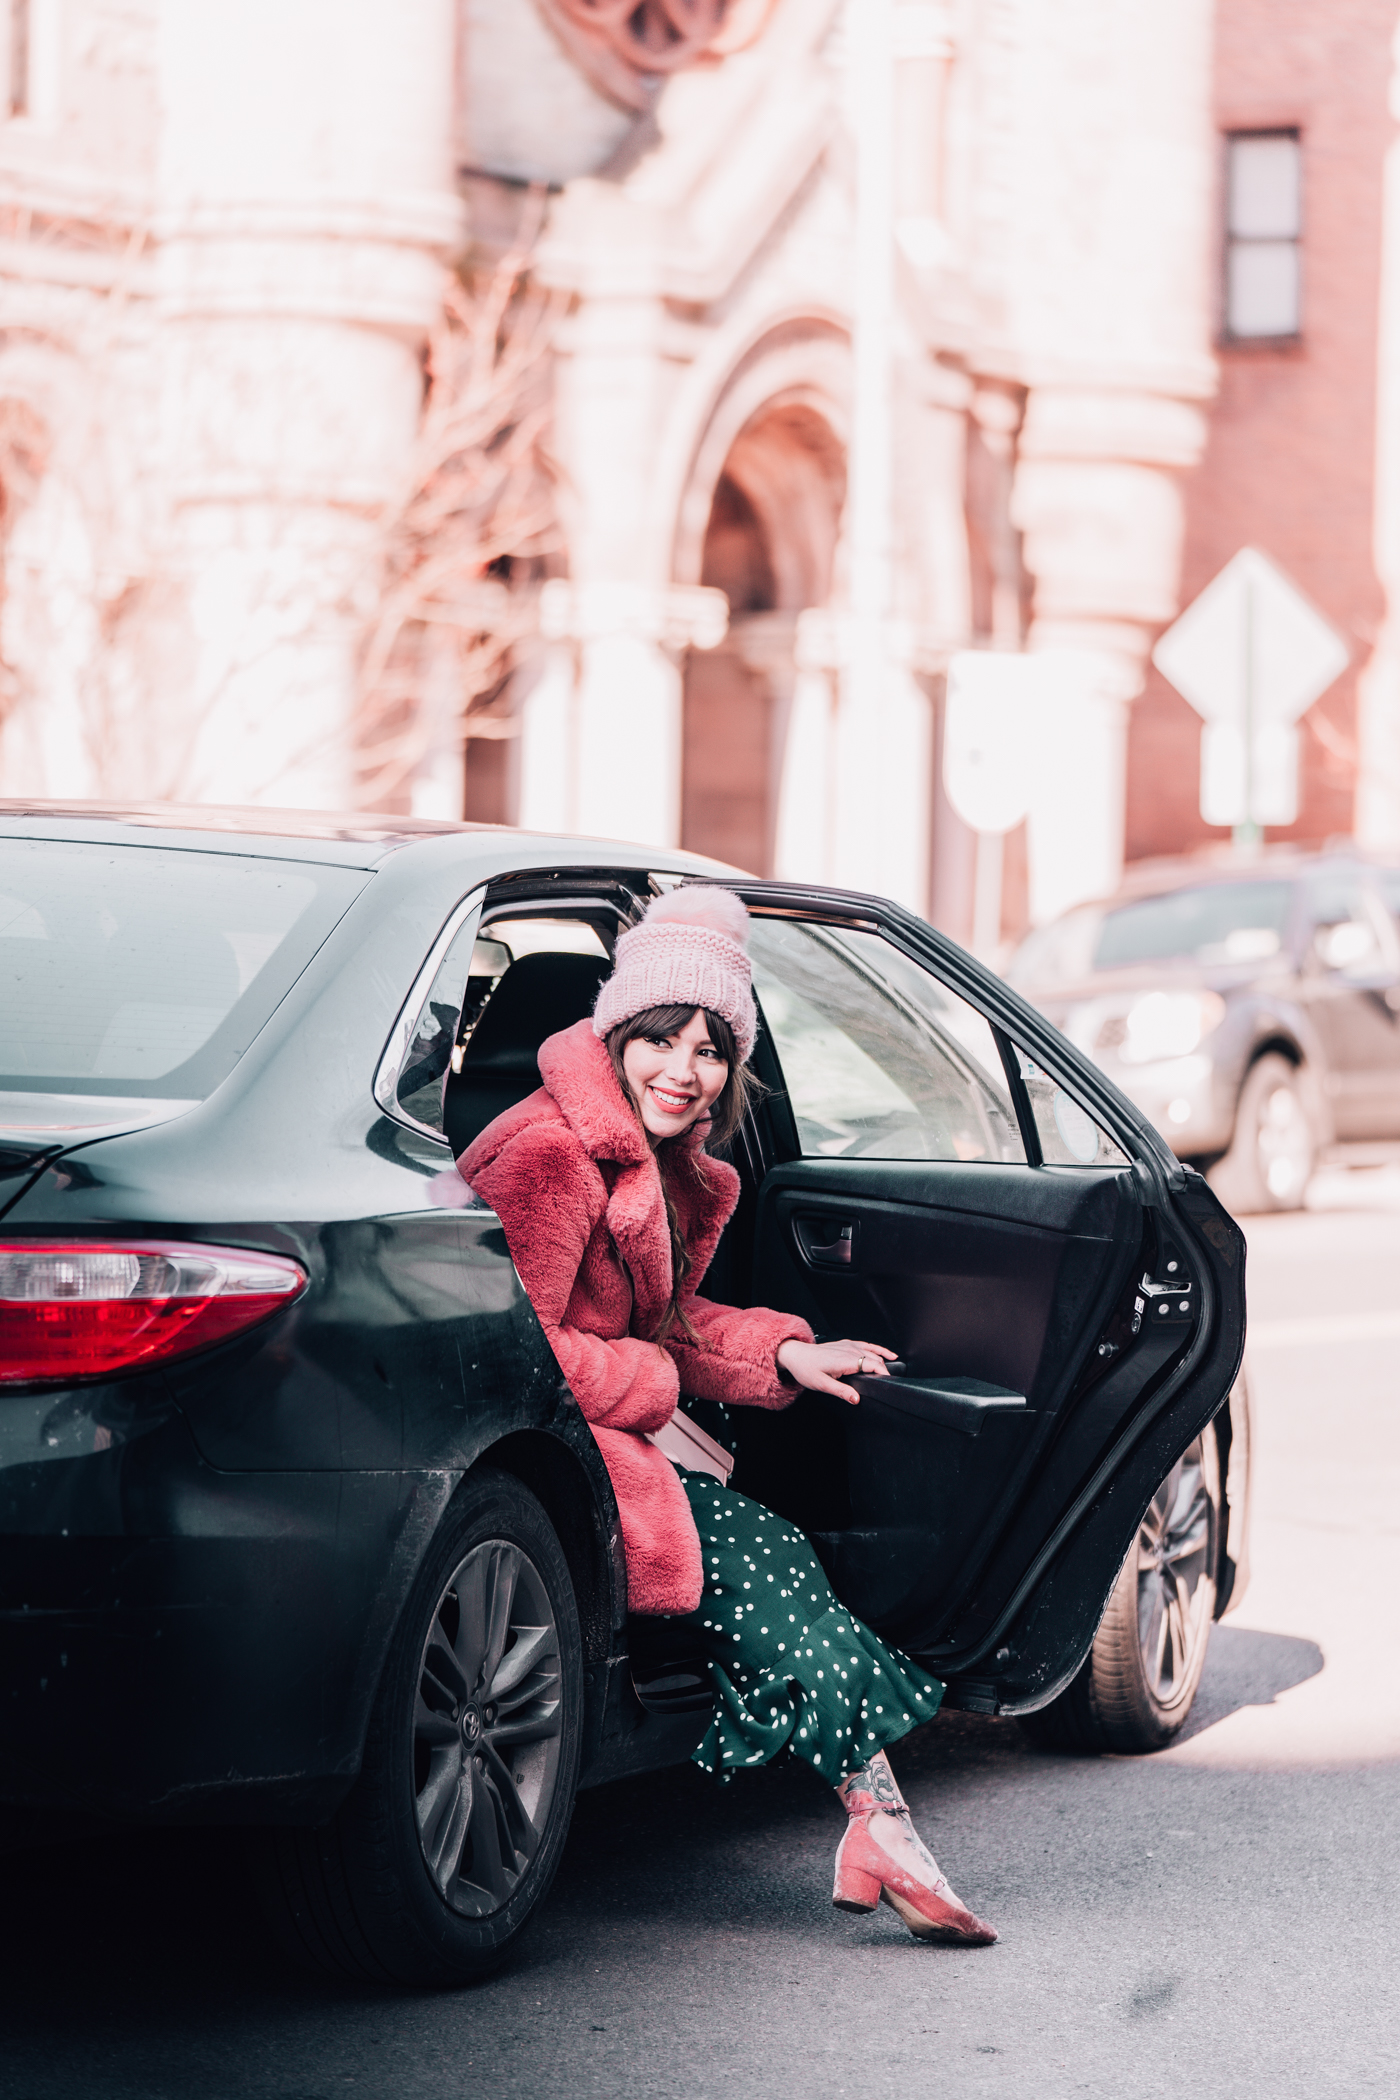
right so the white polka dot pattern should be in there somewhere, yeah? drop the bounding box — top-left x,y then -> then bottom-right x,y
658,1472 -> 944,1783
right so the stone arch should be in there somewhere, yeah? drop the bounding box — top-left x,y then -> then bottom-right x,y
676,333 -> 848,874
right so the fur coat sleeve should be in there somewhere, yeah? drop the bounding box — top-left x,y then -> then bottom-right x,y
660,1130 -> 812,1406
665,1294 -> 810,1405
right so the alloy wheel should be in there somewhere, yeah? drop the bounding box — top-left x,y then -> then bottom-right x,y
1255,1076 -> 1312,1204
413,1540 -> 564,1917
1135,1435 -> 1216,1712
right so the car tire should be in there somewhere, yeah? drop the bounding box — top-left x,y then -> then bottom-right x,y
1208,1051 -> 1315,1214
1022,1423 -> 1221,1755
257,1468 -> 582,1986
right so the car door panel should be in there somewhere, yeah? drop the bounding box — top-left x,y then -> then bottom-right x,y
1307,974 -> 1400,1136
760,1165 -> 1126,1397
1301,874 -> 1400,1138
701,880 -> 1246,1709
776,1390 -> 1040,1630
739,1156 -> 1143,1645
944,1172 -> 1246,1714
941,1216 -> 1197,1620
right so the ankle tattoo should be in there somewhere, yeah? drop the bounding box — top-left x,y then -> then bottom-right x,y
867,1756 -> 901,1807
839,1750 -> 903,1810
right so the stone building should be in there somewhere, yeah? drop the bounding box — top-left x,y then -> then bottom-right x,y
0,0 -> 1220,936
0,0 -> 461,815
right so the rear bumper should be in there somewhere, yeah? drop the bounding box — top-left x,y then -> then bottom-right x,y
0,1394 -> 412,1825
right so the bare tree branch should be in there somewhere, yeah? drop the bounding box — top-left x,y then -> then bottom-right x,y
0,396 -> 52,724
350,193 -> 565,807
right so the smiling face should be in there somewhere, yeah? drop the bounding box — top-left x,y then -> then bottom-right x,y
620,1008 -> 730,1144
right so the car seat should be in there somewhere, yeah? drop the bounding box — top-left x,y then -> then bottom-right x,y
442,950 -> 611,1160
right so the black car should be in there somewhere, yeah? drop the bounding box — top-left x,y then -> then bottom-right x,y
1007,849 -> 1400,1212
0,803 -> 1249,1984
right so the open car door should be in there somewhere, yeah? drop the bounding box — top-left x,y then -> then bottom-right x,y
703,882 -> 1247,1719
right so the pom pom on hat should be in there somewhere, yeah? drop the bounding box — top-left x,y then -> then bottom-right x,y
639,884 -> 751,948
593,885 -> 757,1062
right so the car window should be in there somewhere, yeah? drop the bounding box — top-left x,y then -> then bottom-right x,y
747,918 -> 1026,1162
0,838 -> 365,1099
389,900 -> 486,1131
464,918 -> 611,1055
1307,874 -> 1389,975
1005,904 -> 1100,990
1090,880 -> 1294,971
864,935 -> 1127,1164
1014,1054 -> 1130,1166
1376,868 -> 1400,934
388,910 -> 613,1137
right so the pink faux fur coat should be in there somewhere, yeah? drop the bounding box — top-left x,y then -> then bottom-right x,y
458,1019 -> 813,1614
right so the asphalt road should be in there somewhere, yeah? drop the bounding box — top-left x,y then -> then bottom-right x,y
2,1169 -> 1398,2099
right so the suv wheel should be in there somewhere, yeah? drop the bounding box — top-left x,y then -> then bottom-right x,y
1023,1422 -> 1221,1754
259,1469 -> 582,1985
1209,1052 -> 1314,1213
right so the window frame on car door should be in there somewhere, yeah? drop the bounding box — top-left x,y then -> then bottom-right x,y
678,883 -> 1141,1187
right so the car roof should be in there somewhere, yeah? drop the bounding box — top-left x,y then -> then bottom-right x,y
0,799 -> 737,879
1062,844 -> 1398,919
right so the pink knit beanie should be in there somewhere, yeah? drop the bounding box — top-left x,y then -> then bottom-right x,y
592,887 -> 757,1064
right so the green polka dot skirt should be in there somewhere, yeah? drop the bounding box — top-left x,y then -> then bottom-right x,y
664,1471 -> 944,1783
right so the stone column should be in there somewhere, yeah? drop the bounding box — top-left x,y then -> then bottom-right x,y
771,661 -> 837,881
149,0 -> 461,808
530,184 -> 736,849
523,575 -> 728,843
556,282 -> 675,844
1012,389 -> 1206,919
996,0 -> 1215,918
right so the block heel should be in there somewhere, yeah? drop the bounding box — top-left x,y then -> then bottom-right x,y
832,1856 -> 882,1912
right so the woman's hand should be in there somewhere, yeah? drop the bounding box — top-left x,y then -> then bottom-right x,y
775,1338 -> 899,1405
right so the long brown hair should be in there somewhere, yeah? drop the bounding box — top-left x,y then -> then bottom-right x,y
605,1003 -> 761,1346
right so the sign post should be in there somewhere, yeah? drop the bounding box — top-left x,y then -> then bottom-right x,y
1152,548 -> 1348,846
1241,559 -> 1256,848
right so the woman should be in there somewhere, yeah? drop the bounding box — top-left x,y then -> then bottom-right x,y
456,887 -> 996,1946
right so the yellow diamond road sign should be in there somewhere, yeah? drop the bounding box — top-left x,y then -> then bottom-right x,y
1152,548 -> 1348,829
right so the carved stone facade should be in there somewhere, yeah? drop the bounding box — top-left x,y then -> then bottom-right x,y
491,0 -> 1217,927
0,0 -> 461,810
0,0 -> 1219,933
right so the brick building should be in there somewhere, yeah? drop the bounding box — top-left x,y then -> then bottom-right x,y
1127,0 -> 1399,867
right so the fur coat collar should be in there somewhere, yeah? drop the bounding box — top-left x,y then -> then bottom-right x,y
462,1018 -> 740,1337
533,1020 -> 739,1334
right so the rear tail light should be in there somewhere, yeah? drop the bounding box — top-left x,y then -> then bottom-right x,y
0,1241 -> 307,1385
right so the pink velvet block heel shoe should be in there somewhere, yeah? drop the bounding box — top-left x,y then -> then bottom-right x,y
833,1771 -> 998,1946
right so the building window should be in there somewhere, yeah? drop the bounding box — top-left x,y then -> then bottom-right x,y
1224,131 -> 1302,340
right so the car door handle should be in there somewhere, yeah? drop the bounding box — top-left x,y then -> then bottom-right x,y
795,1217 -> 855,1267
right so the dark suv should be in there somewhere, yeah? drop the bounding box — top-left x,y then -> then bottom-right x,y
1007,850 -> 1400,1212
